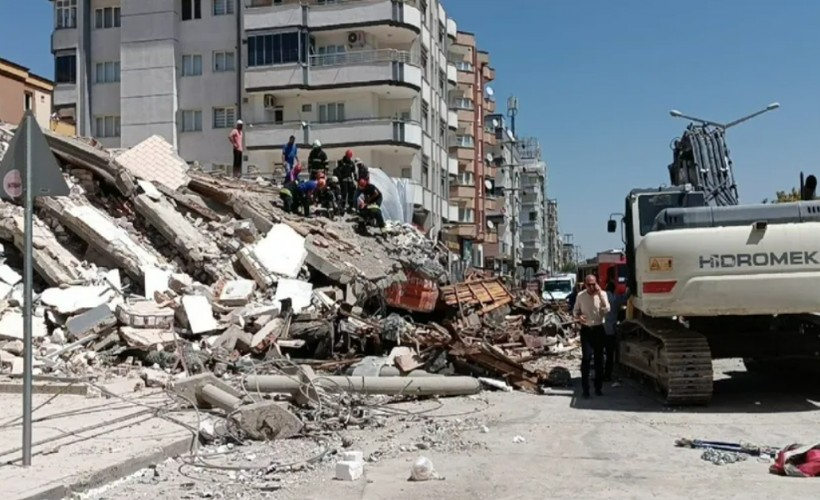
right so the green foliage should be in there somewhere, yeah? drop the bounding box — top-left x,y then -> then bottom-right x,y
560,262 -> 577,273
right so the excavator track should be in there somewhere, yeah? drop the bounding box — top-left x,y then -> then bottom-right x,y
618,317 -> 713,405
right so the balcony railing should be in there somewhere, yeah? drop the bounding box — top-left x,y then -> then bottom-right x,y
309,49 -> 419,68
451,98 -> 474,110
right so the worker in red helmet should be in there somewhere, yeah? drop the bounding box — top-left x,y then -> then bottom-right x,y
333,149 -> 357,213
356,177 -> 385,233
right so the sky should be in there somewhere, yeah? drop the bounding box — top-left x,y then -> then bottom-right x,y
3,0 -> 820,258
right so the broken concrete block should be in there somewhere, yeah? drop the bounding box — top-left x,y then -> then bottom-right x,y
143,266 -> 170,299
1,339 -> 24,355
250,318 -> 284,349
0,282 -> 12,303
231,220 -> 258,243
120,327 -> 176,348
0,312 -> 48,341
217,279 -> 256,306
169,273 -> 194,294
335,460 -> 364,481
66,304 -> 116,340
40,285 -> 117,315
137,179 -> 162,200
116,301 -> 175,329
0,265 -> 21,286
181,295 -> 219,334
141,368 -> 172,388
273,279 -> 313,314
115,135 -> 190,191
239,224 -> 306,288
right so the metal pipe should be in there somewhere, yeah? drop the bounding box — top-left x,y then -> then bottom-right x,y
244,375 -> 481,397
200,383 -> 242,411
22,117 -> 33,466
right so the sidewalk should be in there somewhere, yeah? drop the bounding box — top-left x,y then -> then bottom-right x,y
0,378 -> 196,500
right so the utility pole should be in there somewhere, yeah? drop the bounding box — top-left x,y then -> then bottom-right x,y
669,102 -> 780,131
507,96 -> 518,136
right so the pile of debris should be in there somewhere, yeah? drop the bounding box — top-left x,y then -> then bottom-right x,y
0,124 -> 578,435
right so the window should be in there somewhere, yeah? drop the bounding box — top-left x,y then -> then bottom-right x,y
301,104 -> 313,112
438,69 -> 445,92
422,155 -> 430,186
452,98 -> 474,110
318,103 -> 345,123
439,120 -> 446,143
529,211 -> 538,222
182,0 -> 202,21
95,61 -> 120,83
213,0 -> 235,15
421,102 -> 429,131
24,93 -> 33,111
213,107 -> 236,129
182,55 -> 203,76
454,61 -> 473,72
314,45 -> 346,66
248,0 -> 281,6
247,32 -> 303,67
268,107 -> 284,124
55,54 -> 77,84
94,116 -> 121,138
400,168 -> 412,179
213,51 -> 235,72
458,207 -> 474,223
420,47 -> 428,78
316,0 -> 339,4
438,23 -> 445,45
55,0 -> 77,29
419,0 -> 427,24
456,135 -> 475,148
95,7 -> 121,29
181,110 -> 203,132
458,171 -> 474,185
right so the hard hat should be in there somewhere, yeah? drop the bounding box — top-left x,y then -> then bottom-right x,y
354,157 -> 362,165
345,149 -> 354,159
312,139 -> 321,148
236,119 -> 243,125
317,178 -> 327,189
330,176 -> 339,184
358,178 -> 368,189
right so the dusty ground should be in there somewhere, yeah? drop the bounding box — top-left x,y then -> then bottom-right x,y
76,359 -> 820,500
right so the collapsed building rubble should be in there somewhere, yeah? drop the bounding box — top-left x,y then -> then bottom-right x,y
0,123 -> 580,439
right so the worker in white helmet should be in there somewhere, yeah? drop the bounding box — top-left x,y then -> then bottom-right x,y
229,119 -> 244,178
307,139 -> 328,180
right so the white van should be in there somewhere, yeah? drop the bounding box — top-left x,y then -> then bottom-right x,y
542,274 -> 576,302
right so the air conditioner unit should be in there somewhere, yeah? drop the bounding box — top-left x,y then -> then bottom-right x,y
347,31 -> 366,48
263,94 -> 276,109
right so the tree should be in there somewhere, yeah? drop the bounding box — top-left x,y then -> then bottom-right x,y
762,187 -> 800,204
560,262 -> 577,274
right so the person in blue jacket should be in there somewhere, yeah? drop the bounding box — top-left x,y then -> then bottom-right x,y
279,177 -> 324,216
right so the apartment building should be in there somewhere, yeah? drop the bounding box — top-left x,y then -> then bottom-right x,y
0,57 -> 54,128
49,0 -> 456,234
440,31 -> 496,266
545,198 -> 561,273
515,137 -> 548,272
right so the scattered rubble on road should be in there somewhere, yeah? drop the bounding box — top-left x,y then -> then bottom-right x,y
0,124 -> 581,484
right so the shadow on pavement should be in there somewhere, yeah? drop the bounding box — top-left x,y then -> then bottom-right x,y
567,368 -> 820,414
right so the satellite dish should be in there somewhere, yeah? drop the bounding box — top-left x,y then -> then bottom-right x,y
484,179 -> 493,190
485,153 -> 493,163
486,219 -> 495,229
491,119 -> 499,128
485,86 -> 494,97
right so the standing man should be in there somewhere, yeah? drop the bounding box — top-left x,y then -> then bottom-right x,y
572,274 -> 610,398
333,149 -> 356,212
229,120 -> 244,178
307,140 -> 328,180
282,135 -> 299,183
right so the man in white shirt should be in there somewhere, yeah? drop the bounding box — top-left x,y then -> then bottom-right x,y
572,274 -> 611,398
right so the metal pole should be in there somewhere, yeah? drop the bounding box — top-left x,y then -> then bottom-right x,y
22,118 -> 33,466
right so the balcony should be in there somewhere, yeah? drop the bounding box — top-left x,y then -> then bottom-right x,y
246,49 -> 422,92
52,28 -> 78,53
450,184 -> 475,200
457,70 -> 473,85
447,63 -> 457,85
446,18 -> 457,40
246,0 -> 422,32
483,65 -> 495,81
246,118 -> 422,150
445,224 -> 477,239
447,110 -> 458,130
485,98 -> 496,113
53,84 -> 78,106
448,157 -> 458,175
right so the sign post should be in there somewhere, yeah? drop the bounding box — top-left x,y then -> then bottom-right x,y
0,111 -> 70,466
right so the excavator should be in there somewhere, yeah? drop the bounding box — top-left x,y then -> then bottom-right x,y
608,103 -> 820,405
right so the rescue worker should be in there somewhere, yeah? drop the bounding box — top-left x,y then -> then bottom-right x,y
333,149 -> 357,212
355,158 -> 370,182
318,176 -> 342,218
279,177 -> 324,217
285,159 -> 303,183
307,140 -> 328,180
356,178 -> 385,232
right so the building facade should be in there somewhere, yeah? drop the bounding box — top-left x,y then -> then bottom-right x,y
49,0 -> 457,234
545,198 -> 561,273
0,57 -> 53,128
515,137 -> 548,272
439,31 -> 497,266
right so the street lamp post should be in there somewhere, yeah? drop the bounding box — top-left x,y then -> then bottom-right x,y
669,102 -> 780,131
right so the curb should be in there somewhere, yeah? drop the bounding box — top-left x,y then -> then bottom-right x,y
16,436 -> 195,500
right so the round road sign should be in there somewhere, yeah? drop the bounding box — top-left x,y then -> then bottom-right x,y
3,169 -> 23,198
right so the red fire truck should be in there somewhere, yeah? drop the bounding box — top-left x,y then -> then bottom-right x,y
577,249 -> 628,295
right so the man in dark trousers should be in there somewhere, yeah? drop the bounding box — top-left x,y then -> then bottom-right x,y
279,177 -> 324,217
281,135 -> 299,183
307,140 -> 328,180
333,149 -> 356,212
572,274 -> 611,398
356,178 -> 385,232
229,120 -> 244,178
